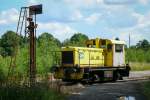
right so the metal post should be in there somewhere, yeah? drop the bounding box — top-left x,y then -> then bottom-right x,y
129,34 -> 131,48
10,5 -> 42,86
128,34 -> 131,64
27,17 -> 36,85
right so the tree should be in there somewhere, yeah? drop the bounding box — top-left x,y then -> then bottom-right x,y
38,32 -> 61,47
63,33 -> 89,47
136,39 -> 149,50
37,33 -> 61,74
0,31 -> 22,57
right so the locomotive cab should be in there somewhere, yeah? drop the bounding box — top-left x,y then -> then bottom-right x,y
112,40 -> 125,67
86,38 -> 126,67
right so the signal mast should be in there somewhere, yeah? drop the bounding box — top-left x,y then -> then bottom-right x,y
9,4 -> 42,86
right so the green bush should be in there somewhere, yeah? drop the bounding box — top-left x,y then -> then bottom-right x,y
0,84 -> 65,100
126,48 -> 150,63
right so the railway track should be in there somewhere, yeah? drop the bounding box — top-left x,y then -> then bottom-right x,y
53,76 -> 149,95
48,74 -> 150,95
56,76 -> 150,87
48,71 -> 150,91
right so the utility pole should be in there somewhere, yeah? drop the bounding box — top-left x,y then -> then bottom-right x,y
129,33 -> 131,48
128,33 -> 131,65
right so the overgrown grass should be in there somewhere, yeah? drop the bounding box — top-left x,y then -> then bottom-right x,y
130,62 -> 150,71
0,83 -> 65,100
141,81 -> 150,100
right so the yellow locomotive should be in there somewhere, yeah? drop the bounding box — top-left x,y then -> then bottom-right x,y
52,38 -> 130,82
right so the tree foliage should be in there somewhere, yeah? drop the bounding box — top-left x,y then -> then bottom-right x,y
0,31 -> 22,57
136,39 -> 150,50
63,33 -> 89,47
38,32 -> 61,47
127,39 -> 150,62
37,32 -> 61,75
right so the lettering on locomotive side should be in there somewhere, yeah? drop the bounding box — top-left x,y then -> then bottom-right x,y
91,56 -> 94,60
96,56 -> 100,60
79,52 -> 84,59
90,56 -> 101,60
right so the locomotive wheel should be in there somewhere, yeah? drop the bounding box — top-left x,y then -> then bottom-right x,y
93,74 -> 100,82
118,73 -> 123,80
112,71 -> 118,81
112,71 -> 123,81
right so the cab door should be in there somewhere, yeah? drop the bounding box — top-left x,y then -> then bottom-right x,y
113,44 -> 125,66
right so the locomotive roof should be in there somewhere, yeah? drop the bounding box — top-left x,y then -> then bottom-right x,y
110,40 -> 126,44
62,46 -> 103,51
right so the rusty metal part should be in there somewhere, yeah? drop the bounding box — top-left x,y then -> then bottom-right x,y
27,19 -> 36,85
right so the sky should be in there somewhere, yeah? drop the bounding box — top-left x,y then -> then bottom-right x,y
0,0 -> 150,45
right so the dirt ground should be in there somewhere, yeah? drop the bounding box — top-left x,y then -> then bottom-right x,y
67,80 -> 148,100
66,71 -> 150,100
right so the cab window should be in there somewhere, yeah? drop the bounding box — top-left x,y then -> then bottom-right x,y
100,40 -> 106,48
115,44 -> 123,52
107,44 -> 112,51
